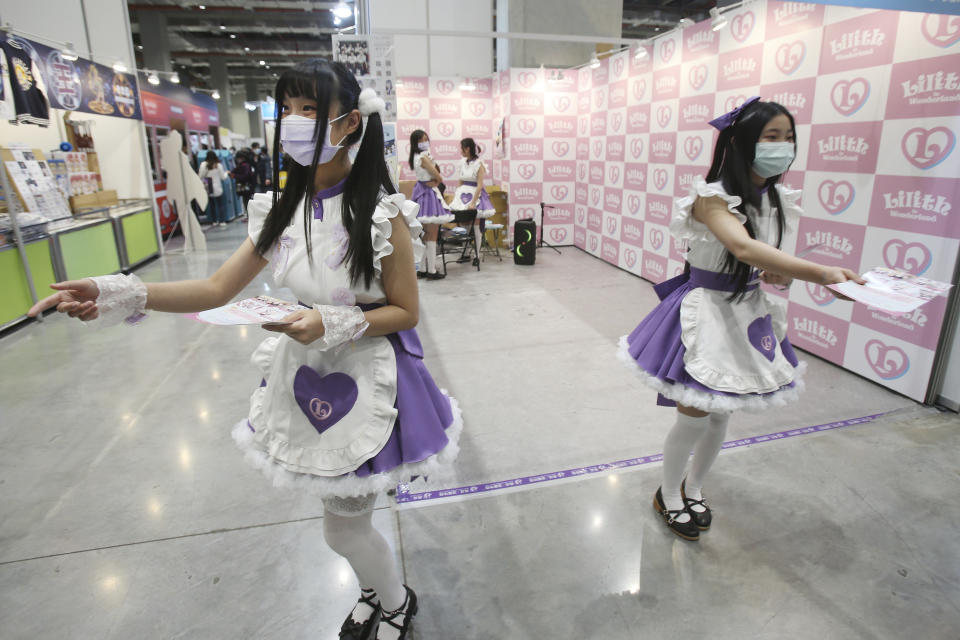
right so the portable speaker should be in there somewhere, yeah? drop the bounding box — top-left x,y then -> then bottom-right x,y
513,219 -> 536,265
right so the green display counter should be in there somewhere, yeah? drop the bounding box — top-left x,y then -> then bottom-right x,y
54,218 -> 121,281
115,207 -> 159,269
0,238 -> 57,329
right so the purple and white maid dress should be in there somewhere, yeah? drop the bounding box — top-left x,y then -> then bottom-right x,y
232,185 -> 462,498
450,158 -> 495,219
411,151 -> 454,224
618,177 -> 806,413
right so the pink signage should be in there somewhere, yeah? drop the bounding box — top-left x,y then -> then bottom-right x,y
766,1 -> 824,36
621,218 -> 645,247
627,104 -> 651,134
653,66 -> 681,101
545,115 -> 577,137
787,302 -> 849,364
544,161 -> 576,182
683,21 -> 720,61
602,237 -> 620,264
868,175 -> 959,239
641,252 -> 668,283
649,133 -> 677,164
886,54 -> 960,120
852,295 -> 946,351
624,163 -> 647,191
819,11 -> 898,76
795,217 -> 865,269
760,77 -> 816,125
807,121 -> 882,174
646,194 -> 673,226
429,98 -> 460,119
511,92 -> 544,114
718,44 -> 763,90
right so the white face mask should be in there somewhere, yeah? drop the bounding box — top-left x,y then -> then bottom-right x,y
418,141 -> 430,152
280,113 -> 349,166
752,141 -> 795,178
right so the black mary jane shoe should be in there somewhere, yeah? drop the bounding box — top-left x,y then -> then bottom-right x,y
653,487 -> 699,541
681,479 -> 712,531
416,271 -> 428,279
426,272 -> 446,280
376,585 -> 418,640
340,589 -> 380,640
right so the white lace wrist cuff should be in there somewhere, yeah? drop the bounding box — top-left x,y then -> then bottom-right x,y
89,274 -> 148,326
314,305 -> 369,351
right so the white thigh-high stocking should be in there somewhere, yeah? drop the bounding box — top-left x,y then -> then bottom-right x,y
322,509 -> 407,613
473,225 -> 483,257
684,412 -> 731,511
661,413 -> 711,523
425,240 -> 438,274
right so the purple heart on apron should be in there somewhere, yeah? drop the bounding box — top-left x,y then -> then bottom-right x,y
747,315 -> 777,363
292,366 -> 359,434
460,192 -> 473,205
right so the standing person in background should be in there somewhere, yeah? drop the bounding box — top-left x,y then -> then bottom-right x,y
450,138 -> 495,266
234,148 -> 257,219
408,130 -> 452,280
252,142 -> 273,193
198,150 -> 229,227
619,98 -> 864,541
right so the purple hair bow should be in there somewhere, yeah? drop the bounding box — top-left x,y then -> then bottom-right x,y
708,96 -> 761,131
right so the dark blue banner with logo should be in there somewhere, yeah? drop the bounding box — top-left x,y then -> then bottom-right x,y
802,0 -> 960,15
6,34 -> 142,120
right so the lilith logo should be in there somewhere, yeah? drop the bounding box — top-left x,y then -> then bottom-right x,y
818,180 -> 855,215
689,64 -> 708,91
613,57 -> 625,77
922,14 -> 960,48
553,96 -> 571,112
547,164 -> 573,180
804,230 -> 854,256
657,105 -> 672,129
817,134 -> 870,161
901,126 -> 956,170
771,92 -> 807,112
625,248 -> 638,267
881,189 -> 951,217
865,339 -> 910,380
724,95 -> 748,111
629,110 -> 648,130
660,39 -> 676,63
632,78 -> 647,101
551,185 -> 569,200
631,138 -> 644,159
652,139 -> 673,161
684,137 -> 703,161
773,3 -> 818,28
682,103 -> 710,125
469,102 -> 486,117
437,122 -> 455,137
435,80 -> 454,95
608,140 -> 624,158
883,239 -> 932,275
775,41 -> 805,75
653,169 -> 668,191
644,257 -> 665,278
433,102 -> 458,117
731,11 -> 755,42
793,316 -> 839,347
722,56 -> 757,81
831,78 -> 870,116
805,282 -> 835,306
550,228 -> 567,243
591,165 -> 603,182
829,27 -> 886,58
518,71 -> 537,88
656,75 -> 678,94
403,102 -> 422,117
649,227 -> 664,250
552,141 -> 570,157
518,164 -> 537,180
608,166 -> 621,183
518,118 -> 536,135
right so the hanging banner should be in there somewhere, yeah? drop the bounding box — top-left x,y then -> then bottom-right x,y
5,34 -> 142,120
332,33 -> 397,121
137,72 -> 218,129
802,0 -> 960,15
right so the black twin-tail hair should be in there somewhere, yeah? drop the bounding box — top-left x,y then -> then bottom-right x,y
408,129 -> 427,170
255,58 -> 396,289
460,137 -> 481,161
704,100 -> 797,300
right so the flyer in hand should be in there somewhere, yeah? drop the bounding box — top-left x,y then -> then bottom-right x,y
827,267 -> 953,315
196,296 -> 309,326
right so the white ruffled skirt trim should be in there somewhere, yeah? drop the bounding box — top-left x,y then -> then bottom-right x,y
231,392 -> 463,498
617,336 -> 807,413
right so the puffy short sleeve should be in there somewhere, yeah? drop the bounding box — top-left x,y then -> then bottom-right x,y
372,193 -> 425,277
247,192 -> 274,249
670,177 -> 745,244
775,183 -> 803,233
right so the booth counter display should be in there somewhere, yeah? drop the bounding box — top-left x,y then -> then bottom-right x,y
0,199 -> 158,330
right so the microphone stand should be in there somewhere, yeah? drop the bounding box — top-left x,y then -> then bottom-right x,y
539,202 -> 562,254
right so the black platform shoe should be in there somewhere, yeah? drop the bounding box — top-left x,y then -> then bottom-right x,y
340,588 -> 380,640
416,271 -> 427,279
426,271 -> 446,280
681,479 -> 712,531
376,585 -> 418,639
653,487 -> 699,541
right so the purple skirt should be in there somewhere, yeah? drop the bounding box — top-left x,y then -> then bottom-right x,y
412,181 -> 452,221
458,187 -> 494,212
622,269 -> 800,410
354,326 -> 454,476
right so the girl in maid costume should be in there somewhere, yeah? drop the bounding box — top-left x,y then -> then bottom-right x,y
449,137 -> 496,265
618,98 -> 863,541
408,129 -> 453,279
29,59 -> 462,639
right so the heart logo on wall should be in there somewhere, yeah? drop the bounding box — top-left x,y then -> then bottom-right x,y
632,78 -> 647,101
830,78 -> 870,116
469,102 -> 486,117
653,168 -> 668,191
609,166 -> 621,183
591,189 -> 601,205
805,282 -> 835,306
438,122 -> 455,137
551,185 -> 569,200
649,227 -> 664,250
922,14 -> 960,48
865,339 -> 910,380
613,57 -> 625,77
595,90 -> 605,108
660,39 -> 676,63
404,102 -> 422,117
590,235 -> 599,252
688,64 -> 708,91
577,209 -> 586,223
731,11 -> 755,43
901,126 -> 956,169
519,71 -> 538,88
593,140 -> 603,158
631,138 -> 644,159
724,94 -> 748,111
657,105 -> 672,129
612,112 -> 623,132
553,95 -> 571,112
552,141 -> 570,157
624,248 -> 638,267
628,195 -> 642,214
684,136 -> 703,161
518,163 -> 537,180
606,217 -> 617,234
436,79 -> 455,95
550,228 -> 568,242
818,180 -> 855,215
883,239 -> 933,275
518,118 -> 536,135
775,41 -> 806,75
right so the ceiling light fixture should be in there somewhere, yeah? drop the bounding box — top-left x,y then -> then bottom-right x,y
710,8 -> 728,32
198,4 -> 206,9
589,54 -> 601,69
112,61 -> 128,73
230,34 -> 237,39
677,18 -> 694,30
244,47 -> 250,52
333,16 -> 342,26
219,24 -> 226,30
634,45 -> 649,60
333,2 -> 352,18
147,72 -> 160,85
259,60 -> 266,66
211,89 -> 220,100
459,77 -> 476,91
170,72 -> 180,84
61,42 -> 79,62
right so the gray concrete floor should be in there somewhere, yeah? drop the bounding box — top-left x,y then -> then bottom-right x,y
1,221 -> 958,639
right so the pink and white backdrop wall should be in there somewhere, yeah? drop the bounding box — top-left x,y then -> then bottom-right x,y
396,0 -> 960,403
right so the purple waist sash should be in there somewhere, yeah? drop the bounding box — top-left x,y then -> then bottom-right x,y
653,266 -> 758,301
462,181 -> 478,186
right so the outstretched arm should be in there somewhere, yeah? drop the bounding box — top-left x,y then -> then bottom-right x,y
28,238 -> 270,320
693,195 -> 864,287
